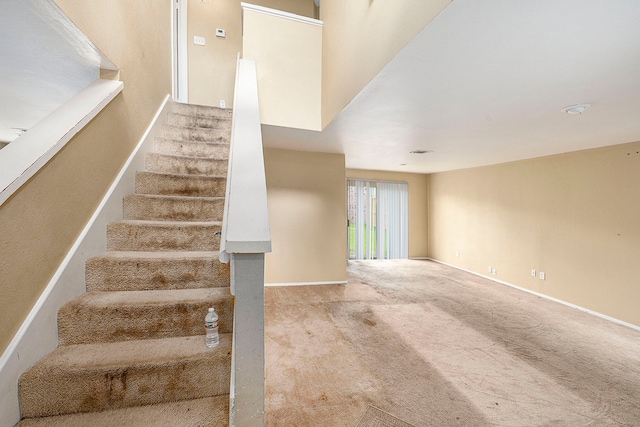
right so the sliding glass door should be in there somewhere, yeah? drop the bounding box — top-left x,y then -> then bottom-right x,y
347,179 -> 408,260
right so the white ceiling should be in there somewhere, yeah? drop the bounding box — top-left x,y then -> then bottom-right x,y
0,0 -> 102,144
262,0 -> 640,173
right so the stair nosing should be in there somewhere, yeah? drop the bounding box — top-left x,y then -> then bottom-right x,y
136,171 -> 227,180
168,112 -> 232,122
146,152 -> 228,162
124,194 -> 225,202
111,219 -> 221,226
28,334 -> 231,370
90,250 -> 220,259
161,124 -> 230,133
155,137 -> 230,146
68,287 -> 231,305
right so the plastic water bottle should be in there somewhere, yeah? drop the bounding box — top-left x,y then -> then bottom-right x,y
205,307 -> 219,348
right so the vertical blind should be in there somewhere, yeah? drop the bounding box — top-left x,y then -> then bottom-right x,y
347,179 -> 408,260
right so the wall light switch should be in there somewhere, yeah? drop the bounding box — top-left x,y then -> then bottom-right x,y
456,251 -> 460,257
194,36 -> 205,46
491,268 -> 497,276
531,269 -> 537,277
540,272 -> 546,280
216,28 -> 226,38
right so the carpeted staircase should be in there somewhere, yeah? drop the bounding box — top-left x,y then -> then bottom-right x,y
16,103 -> 234,426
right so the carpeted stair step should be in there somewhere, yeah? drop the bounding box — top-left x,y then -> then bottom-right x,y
123,194 -> 224,222
145,152 -> 227,176
161,125 -> 229,144
107,220 -> 220,252
135,171 -> 226,197
153,137 -> 229,158
172,102 -> 231,119
167,113 -> 231,130
58,288 -> 233,345
18,335 -> 231,418
86,251 -> 230,292
16,395 -> 229,427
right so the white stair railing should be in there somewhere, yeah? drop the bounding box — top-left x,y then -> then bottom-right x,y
220,58 -> 272,427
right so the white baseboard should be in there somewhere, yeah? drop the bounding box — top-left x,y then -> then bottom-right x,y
426,258 -> 640,333
265,280 -> 347,287
0,95 -> 172,427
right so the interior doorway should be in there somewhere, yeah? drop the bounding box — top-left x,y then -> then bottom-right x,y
347,179 -> 408,260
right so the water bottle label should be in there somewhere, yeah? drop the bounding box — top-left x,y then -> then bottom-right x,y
205,321 -> 218,329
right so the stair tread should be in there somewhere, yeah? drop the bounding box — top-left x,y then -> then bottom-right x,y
161,124 -> 229,134
16,396 -> 228,427
26,334 -> 231,370
172,102 -> 232,117
168,113 -> 232,127
125,193 -> 224,202
169,112 -> 231,121
156,136 -> 230,146
69,287 -> 230,306
147,152 -> 228,161
91,250 -> 221,260
112,219 -> 221,226
137,170 -> 227,180
19,335 -> 231,418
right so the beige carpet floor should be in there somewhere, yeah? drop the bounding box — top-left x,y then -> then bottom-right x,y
265,259 -> 640,426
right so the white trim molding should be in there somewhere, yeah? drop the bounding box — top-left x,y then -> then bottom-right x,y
241,2 -> 323,27
0,79 -> 123,207
265,281 -> 348,287
427,258 -> 640,333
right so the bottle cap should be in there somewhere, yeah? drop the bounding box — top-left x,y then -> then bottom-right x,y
209,307 -> 215,312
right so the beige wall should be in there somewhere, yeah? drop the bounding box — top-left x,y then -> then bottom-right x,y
320,0 -> 450,127
264,148 -> 346,284
428,141 -> 640,326
346,169 -> 429,259
243,7 -> 322,130
0,0 -> 171,354
188,0 -> 315,107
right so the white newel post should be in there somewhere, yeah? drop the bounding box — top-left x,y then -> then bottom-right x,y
230,253 -> 266,426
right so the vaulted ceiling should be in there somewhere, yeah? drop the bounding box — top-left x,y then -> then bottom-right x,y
0,0 -> 100,144
262,0 -> 640,173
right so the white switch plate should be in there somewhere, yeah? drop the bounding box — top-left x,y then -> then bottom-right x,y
455,251 -> 460,257
491,268 -> 497,276
194,36 -> 205,46
531,269 -> 536,277
216,28 -> 226,38
540,272 -> 546,280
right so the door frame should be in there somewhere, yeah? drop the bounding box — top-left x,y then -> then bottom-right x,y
172,0 -> 188,103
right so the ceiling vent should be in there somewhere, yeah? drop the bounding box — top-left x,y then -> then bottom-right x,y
562,104 -> 591,115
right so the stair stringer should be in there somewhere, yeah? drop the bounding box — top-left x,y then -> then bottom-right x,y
0,95 -> 172,427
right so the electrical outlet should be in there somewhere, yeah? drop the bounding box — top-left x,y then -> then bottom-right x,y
194,36 -> 205,46
531,269 -> 536,277
540,272 -> 546,280
220,100 -> 226,109
488,266 -> 492,273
